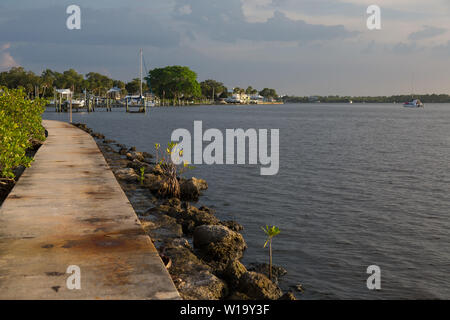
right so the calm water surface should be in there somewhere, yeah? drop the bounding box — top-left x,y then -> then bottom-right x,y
44,103 -> 450,299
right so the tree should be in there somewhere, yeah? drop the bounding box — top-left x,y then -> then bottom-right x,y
259,88 -> 278,99
53,69 -> 84,93
40,69 -> 58,97
146,66 -> 201,102
0,67 -> 41,97
125,78 -> 148,95
84,72 -> 114,95
200,79 -> 227,100
245,86 -> 258,95
233,87 -> 245,94
262,225 -> 281,281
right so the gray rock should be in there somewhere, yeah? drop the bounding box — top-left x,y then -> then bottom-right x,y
118,147 -> 127,155
223,260 -> 247,290
193,225 -> 247,270
221,220 -> 244,232
279,292 -> 297,300
92,132 -> 105,139
227,292 -> 251,300
162,204 -> 220,234
247,263 -> 287,282
143,173 -> 163,193
114,168 -> 139,182
192,177 -> 208,190
180,179 -> 200,201
163,197 -> 181,209
164,244 -> 228,300
238,271 -> 283,300
127,159 -> 152,172
126,151 -> 145,162
141,213 -> 183,240
179,177 -> 208,201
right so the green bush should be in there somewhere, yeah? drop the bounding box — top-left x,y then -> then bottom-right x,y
0,87 -> 47,179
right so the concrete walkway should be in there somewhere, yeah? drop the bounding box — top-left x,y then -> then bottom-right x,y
0,120 -> 180,299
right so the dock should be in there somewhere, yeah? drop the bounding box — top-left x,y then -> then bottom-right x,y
0,120 -> 180,299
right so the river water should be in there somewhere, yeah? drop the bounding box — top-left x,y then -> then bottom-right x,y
44,103 -> 450,299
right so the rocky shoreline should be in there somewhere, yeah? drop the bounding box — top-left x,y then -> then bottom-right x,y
73,123 -> 296,300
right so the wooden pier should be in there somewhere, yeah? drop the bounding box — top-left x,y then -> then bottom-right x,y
0,120 -> 179,299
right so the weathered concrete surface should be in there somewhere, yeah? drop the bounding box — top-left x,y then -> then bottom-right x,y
0,120 -> 180,300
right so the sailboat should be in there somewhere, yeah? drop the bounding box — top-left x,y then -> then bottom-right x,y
126,49 -> 155,107
140,49 -> 155,107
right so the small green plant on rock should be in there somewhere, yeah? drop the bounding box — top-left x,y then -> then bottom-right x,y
262,225 -> 281,281
139,166 -> 145,186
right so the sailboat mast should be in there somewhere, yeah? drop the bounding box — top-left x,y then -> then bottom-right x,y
140,48 -> 143,97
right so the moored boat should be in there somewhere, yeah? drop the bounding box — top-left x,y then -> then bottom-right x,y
403,99 -> 424,108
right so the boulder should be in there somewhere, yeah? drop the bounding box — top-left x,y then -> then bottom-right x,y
222,260 -> 247,290
193,225 -> 247,269
141,213 -> 183,240
163,204 -> 220,234
247,263 -> 287,283
143,204 -> 181,217
180,179 -> 200,201
192,177 -> 208,191
180,177 -> 208,201
183,206 -> 220,227
279,292 -> 297,300
221,220 -> 244,232
126,151 -> 145,162
143,173 -> 163,193
142,152 -> 154,163
114,168 -> 139,182
92,132 -> 105,139
238,271 -> 283,300
118,147 -> 128,155
163,197 -> 181,209
127,159 -> 152,172
164,244 -> 228,300
227,292 -> 251,300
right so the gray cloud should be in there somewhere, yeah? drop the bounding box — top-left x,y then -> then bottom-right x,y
1,0 -> 450,95
0,5 -> 180,48
174,0 -> 357,43
408,25 -> 446,41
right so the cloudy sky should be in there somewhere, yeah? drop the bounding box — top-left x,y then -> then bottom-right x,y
1,0 -> 450,96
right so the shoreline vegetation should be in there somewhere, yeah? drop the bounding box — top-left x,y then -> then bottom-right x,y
0,87 -> 47,204
283,94 -> 450,104
3,66 -> 450,107
0,67 -> 281,106
73,122 -> 297,300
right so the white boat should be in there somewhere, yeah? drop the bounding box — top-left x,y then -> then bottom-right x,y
72,99 -> 85,107
403,99 -> 424,108
63,99 -> 85,107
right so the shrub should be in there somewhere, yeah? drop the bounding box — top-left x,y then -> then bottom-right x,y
0,87 -> 47,179
154,142 -> 193,198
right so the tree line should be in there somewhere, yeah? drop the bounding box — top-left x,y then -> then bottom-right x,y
283,94 -> 450,103
0,66 -> 279,102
